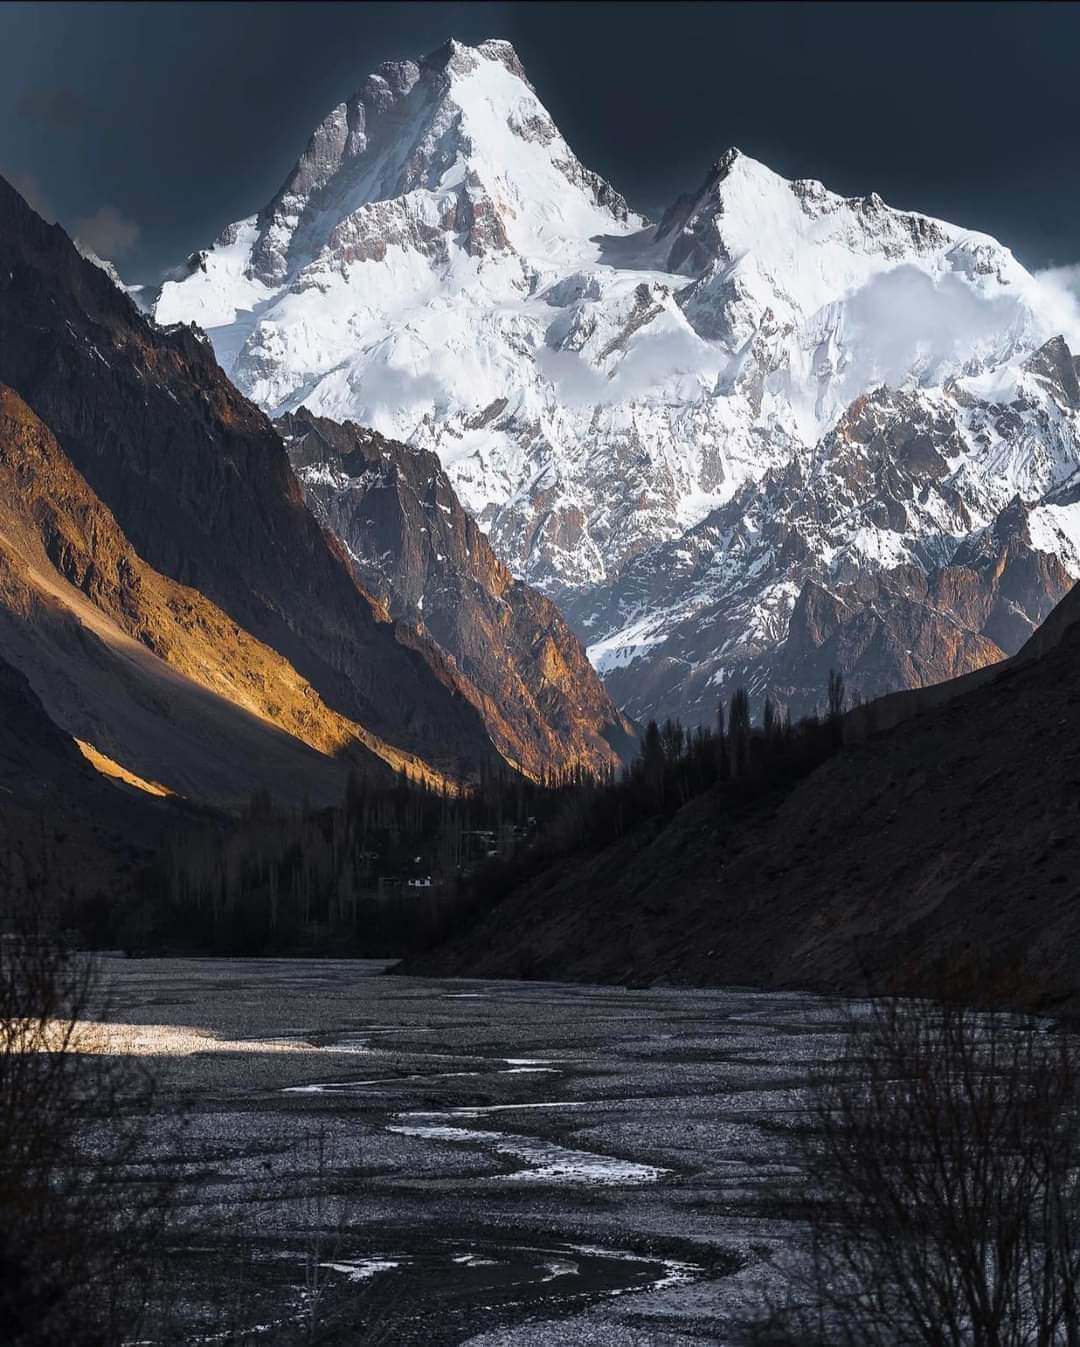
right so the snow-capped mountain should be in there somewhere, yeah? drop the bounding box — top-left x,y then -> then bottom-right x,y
576,337 -> 1080,720
157,36 -> 1080,725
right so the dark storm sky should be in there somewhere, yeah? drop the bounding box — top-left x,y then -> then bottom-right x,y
1,0 -> 1077,284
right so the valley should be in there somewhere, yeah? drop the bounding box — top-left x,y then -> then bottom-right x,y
2,9 -> 1079,1344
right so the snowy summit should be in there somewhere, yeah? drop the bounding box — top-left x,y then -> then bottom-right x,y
157,37 -> 1080,723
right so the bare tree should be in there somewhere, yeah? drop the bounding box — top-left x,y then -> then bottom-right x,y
761,996 -> 1080,1347
0,931 -> 185,1345
827,668 -> 846,724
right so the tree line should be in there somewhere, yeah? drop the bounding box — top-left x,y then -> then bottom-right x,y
82,672 -> 851,957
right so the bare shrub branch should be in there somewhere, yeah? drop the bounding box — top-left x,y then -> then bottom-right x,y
760,997 -> 1080,1347
0,931 -> 186,1345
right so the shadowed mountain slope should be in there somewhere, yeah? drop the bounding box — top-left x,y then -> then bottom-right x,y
0,647 -> 170,908
412,580 -> 1080,1009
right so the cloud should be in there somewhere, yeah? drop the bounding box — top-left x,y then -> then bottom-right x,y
1039,264 -> 1080,298
838,265 -> 1031,399
73,205 -> 141,261
1032,265 -> 1080,346
16,86 -> 99,130
2,169 -> 55,221
537,323 -> 715,407
535,347 -> 609,405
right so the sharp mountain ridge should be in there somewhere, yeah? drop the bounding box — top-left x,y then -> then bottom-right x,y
280,407 -> 635,780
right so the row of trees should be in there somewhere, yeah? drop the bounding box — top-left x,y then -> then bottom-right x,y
84,674 -> 851,956
532,671 -> 850,861
104,765 -> 555,955
638,674 -> 847,805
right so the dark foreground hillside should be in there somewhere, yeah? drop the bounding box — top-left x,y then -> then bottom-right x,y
0,649 -> 170,909
409,584 -> 1080,1009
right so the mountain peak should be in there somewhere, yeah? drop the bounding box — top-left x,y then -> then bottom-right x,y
1023,334 -> 1080,408
654,147 -> 781,258
154,39 -> 1072,705
420,36 -> 481,75
475,37 -> 528,71
157,33 -> 642,311
712,145 -> 744,176
420,36 -> 466,70
420,36 -> 530,83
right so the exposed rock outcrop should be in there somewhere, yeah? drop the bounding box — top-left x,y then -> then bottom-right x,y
582,359 -> 1080,721
280,408 -> 636,778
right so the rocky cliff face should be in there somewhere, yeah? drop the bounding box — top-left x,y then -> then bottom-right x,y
279,408 -> 635,778
156,37 -> 1080,726
0,174 -> 510,801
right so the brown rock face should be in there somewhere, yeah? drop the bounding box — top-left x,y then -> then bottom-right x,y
594,506 -> 1071,727
0,175 -> 504,796
1024,334 -> 1080,408
280,409 -> 637,779
769,529 -> 1071,711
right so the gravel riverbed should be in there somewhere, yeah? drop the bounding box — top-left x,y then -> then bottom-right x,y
95,956 -> 847,1345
